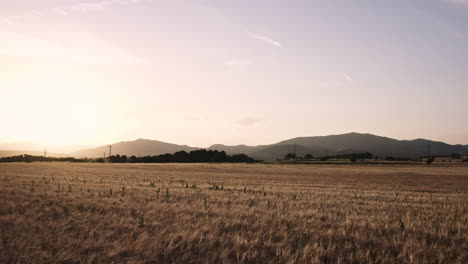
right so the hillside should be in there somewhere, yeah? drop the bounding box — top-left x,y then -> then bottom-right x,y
247,144 -> 319,161
3,133 -> 467,160
73,139 -> 197,158
210,133 -> 468,160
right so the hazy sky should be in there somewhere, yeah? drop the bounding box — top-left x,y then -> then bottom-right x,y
1,0 -> 467,147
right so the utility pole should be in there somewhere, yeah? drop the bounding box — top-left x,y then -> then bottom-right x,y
293,144 -> 296,157
109,145 -> 112,157
44,149 -> 47,158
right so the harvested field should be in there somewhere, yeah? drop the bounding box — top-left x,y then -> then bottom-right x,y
0,163 -> 467,263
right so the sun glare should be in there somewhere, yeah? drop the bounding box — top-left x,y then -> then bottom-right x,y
3,70 -> 106,145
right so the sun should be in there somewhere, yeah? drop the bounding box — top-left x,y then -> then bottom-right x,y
2,67 -> 109,146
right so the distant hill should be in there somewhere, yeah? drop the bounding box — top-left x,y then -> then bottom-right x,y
3,133 -> 467,160
73,139 -> 198,158
209,133 -> 468,160
247,144 -> 326,161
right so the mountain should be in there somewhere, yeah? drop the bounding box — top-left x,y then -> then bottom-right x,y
73,139 -> 198,158
3,133 -> 467,160
209,133 -> 468,160
247,144 -> 324,161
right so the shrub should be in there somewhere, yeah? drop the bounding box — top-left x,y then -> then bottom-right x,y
426,157 -> 435,165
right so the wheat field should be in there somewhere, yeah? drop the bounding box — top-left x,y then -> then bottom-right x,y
0,163 -> 467,263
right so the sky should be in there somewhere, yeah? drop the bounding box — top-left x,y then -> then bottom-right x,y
1,0 -> 467,148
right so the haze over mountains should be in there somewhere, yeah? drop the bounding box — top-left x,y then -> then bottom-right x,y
2,133 -> 466,160
0,141 -> 88,158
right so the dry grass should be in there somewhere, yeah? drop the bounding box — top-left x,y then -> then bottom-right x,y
0,163 -> 467,263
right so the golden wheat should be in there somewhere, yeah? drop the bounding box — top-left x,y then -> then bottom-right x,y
0,163 -> 467,263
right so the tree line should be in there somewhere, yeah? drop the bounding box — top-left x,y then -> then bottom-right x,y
0,155 -> 91,163
0,150 -> 258,163
285,152 -> 373,161
102,150 -> 257,163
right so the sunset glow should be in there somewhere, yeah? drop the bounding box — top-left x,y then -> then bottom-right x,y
1,0 -> 467,147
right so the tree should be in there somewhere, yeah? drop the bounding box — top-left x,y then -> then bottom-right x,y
108,154 -> 121,163
129,155 -> 138,163
285,153 -> 296,160
304,154 -> 314,159
212,151 -> 229,162
173,151 -> 191,162
230,154 -> 255,163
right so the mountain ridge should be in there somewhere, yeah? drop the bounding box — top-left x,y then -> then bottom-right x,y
72,138 -> 198,158
72,133 -> 468,160
2,133 -> 467,160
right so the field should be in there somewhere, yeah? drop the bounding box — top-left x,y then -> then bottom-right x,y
0,163 -> 467,263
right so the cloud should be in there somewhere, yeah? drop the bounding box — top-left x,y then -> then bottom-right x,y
247,32 -> 282,48
343,74 -> 353,82
318,74 -> 355,88
0,0 -> 146,64
236,117 -> 261,127
0,0 -> 149,24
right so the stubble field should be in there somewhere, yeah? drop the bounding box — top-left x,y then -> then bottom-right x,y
0,162 -> 467,263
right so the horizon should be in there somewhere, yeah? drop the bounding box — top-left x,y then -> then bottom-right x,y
1,132 -> 467,154
1,0 -> 468,147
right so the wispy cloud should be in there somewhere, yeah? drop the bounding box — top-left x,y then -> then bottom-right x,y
0,0 -> 146,64
236,117 -> 261,127
0,0 -> 148,24
318,74 -> 355,89
343,74 -> 353,82
247,32 -> 282,48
